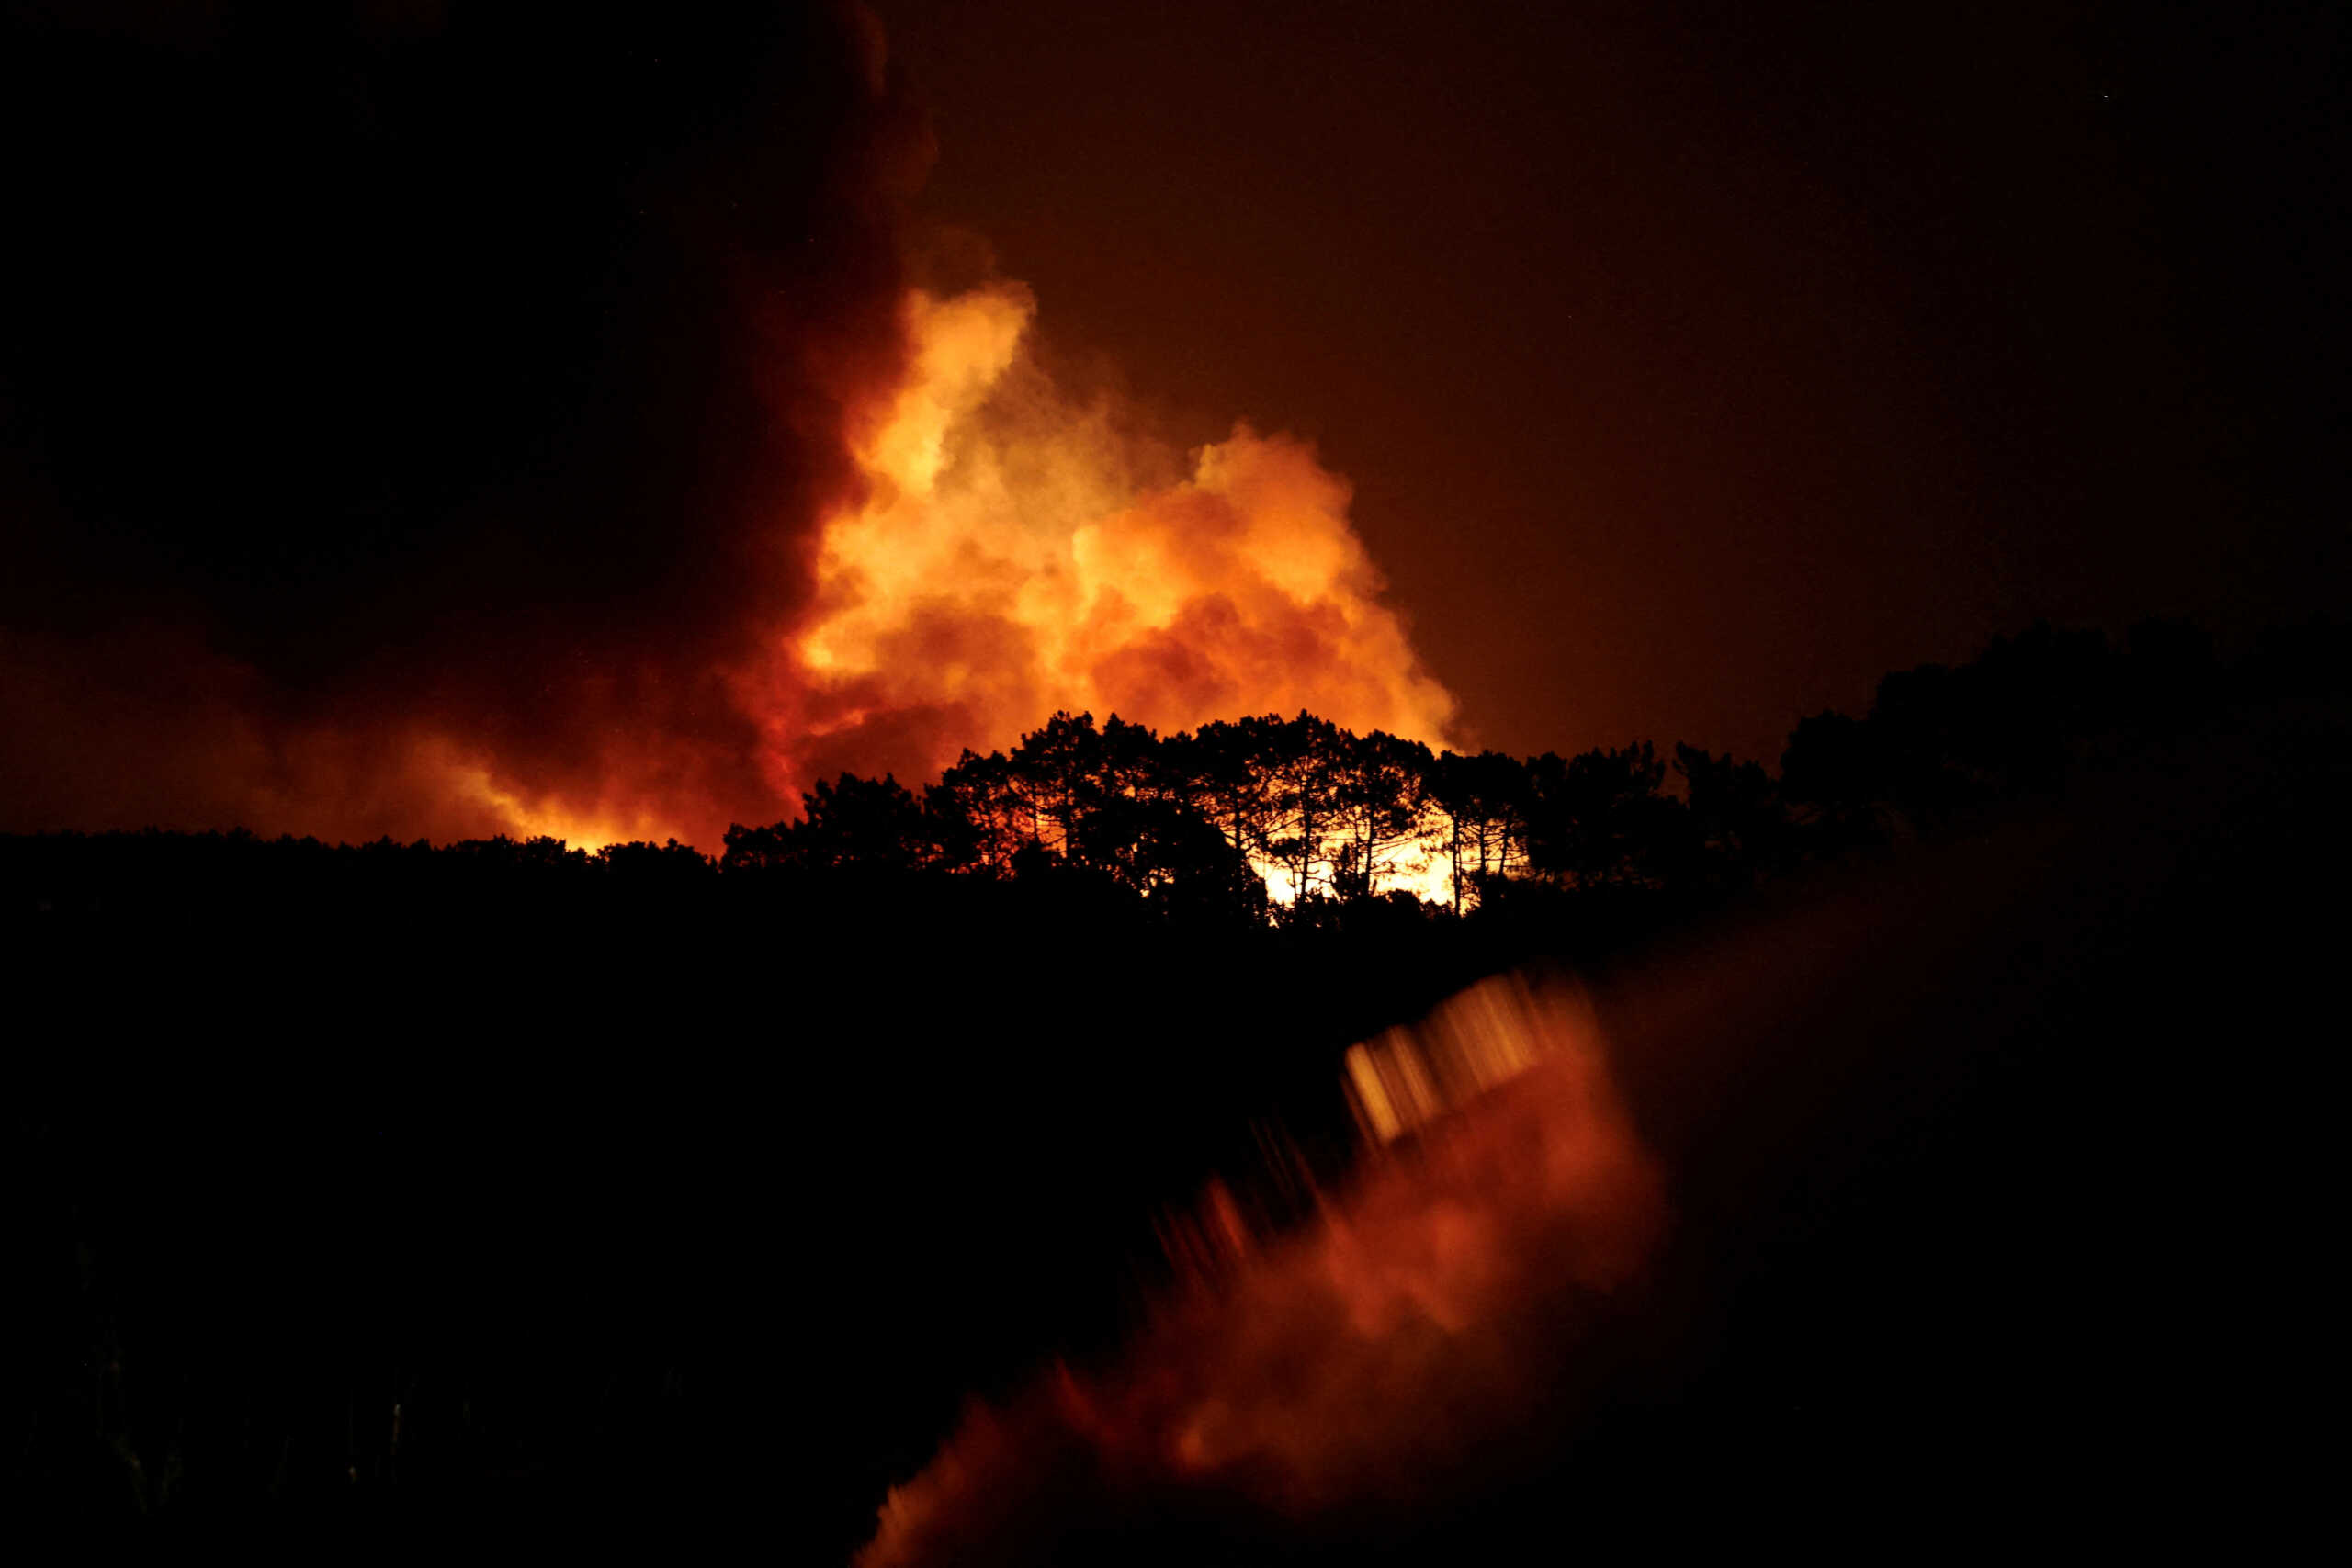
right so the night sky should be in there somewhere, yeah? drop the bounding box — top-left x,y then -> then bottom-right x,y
1,0 -> 2344,836
882,0 -> 2348,761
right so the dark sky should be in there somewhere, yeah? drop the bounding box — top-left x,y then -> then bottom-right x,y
880,0 -> 2348,761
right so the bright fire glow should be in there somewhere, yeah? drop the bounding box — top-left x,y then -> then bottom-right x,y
746,283 -> 1458,817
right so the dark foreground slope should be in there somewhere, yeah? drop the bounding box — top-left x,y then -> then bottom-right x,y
1512,697 -> 2345,1557
1,833 -> 1502,1550
3,696 -> 2344,1557
817,698 -> 2347,1565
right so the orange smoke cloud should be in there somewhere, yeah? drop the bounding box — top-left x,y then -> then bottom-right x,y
855,974 -> 1666,1566
742,281 -> 1458,801
3,11 -> 1458,855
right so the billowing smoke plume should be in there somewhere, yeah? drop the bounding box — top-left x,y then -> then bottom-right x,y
0,5 -> 1453,850
744,281 -> 1457,796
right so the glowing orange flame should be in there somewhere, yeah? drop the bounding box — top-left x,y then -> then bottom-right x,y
856,974 -> 1667,1564
744,282 -> 1459,806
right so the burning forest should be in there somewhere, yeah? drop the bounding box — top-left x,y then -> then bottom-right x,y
4,2 -> 2343,1561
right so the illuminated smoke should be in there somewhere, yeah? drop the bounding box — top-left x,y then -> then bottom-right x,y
282,277 -> 1459,853
2,13 -> 1458,862
855,974 -> 1667,1566
5,277 -> 1459,856
741,281 -> 1459,804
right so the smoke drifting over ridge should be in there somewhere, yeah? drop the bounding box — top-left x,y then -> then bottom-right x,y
0,4 -> 1453,848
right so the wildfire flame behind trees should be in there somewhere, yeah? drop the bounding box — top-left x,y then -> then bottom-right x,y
5,621 -> 2259,927
721,707 -> 1757,916
731,279 -> 1466,848
709,616 -> 2285,919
